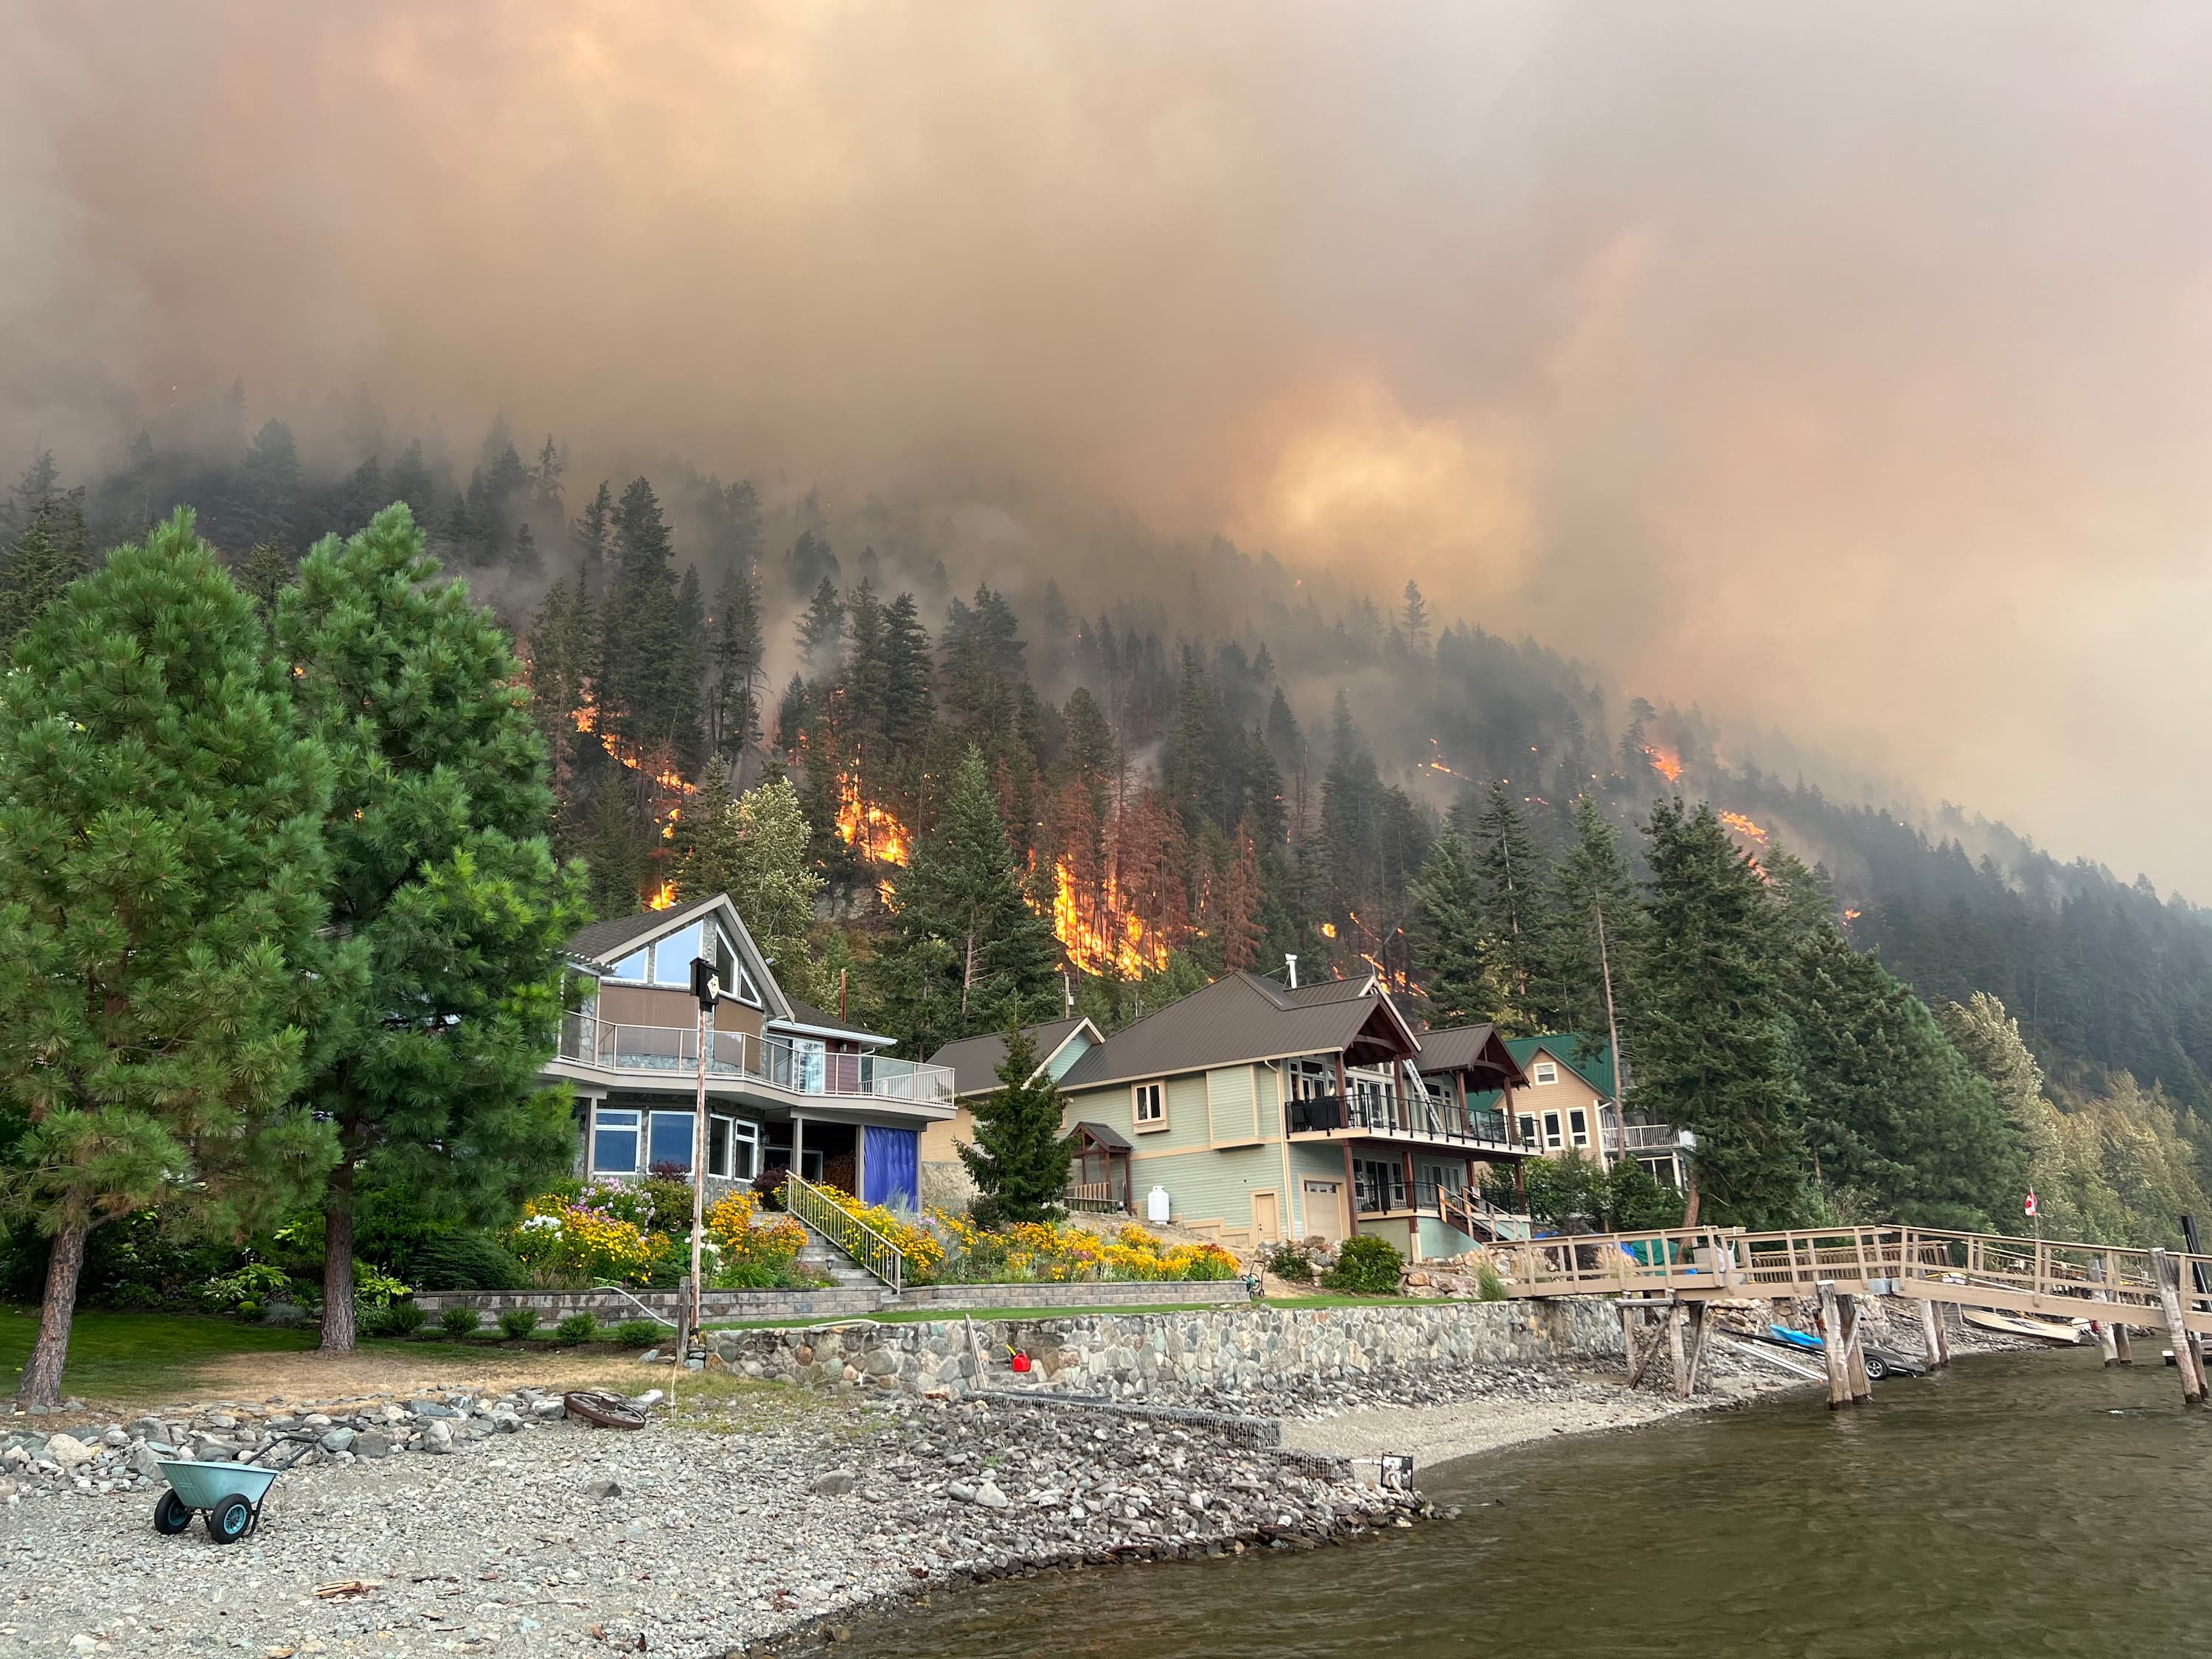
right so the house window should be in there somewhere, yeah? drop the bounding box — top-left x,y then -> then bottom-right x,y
610,948 -> 650,984
1531,1060 -> 1559,1086
592,1108 -> 641,1175
1517,1113 -> 1538,1146
1568,1108 -> 1590,1148
1543,1110 -> 1564,1150
709,1116 -> 759,1180
1133,1081 -> 1166,1129
653,924 -> 703,987
647,1110 -> 697,1174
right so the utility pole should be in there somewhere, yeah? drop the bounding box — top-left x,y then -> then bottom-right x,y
686,956 -> 722,1357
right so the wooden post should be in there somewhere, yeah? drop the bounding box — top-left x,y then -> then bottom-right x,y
2152,1248 -> 2205,1405
1684,1301 -> 1711,1398
2093,1318 -> 2120,1368
1841,1295 -> 1872,1404
1667,1302 -> 1689,1400
1816,1281 -> 1851,1410
1933,1301 -> 1952,1367
1917,1295 -> 1946,1368
2113,1320 -> 2132,1364
1620,1304 -> 1648,1388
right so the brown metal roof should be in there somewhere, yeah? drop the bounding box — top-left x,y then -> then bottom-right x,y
1055,971 -> 1417,1093
926,1017 -> 1099,1099
1413,1022 -> 1528,1088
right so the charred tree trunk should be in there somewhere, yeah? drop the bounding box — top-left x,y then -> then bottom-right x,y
320,1154 -> 358,1353
15,1218 -> 89,1410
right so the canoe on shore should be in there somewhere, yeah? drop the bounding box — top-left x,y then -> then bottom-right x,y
1963,1309 -> 2089,1345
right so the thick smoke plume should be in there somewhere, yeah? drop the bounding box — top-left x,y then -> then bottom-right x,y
10,3 -> 2212,888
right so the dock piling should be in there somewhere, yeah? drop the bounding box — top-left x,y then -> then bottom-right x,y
1816,1281 -> 1853,1410
2151,1248 -> 2204,1405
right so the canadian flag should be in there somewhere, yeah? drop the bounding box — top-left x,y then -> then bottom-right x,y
2025,1190 -> 2039,1217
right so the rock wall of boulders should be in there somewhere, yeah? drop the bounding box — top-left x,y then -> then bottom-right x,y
706,1298 -> 1624,1402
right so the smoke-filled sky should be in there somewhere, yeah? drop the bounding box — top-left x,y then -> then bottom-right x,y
12,3 -> 2212,890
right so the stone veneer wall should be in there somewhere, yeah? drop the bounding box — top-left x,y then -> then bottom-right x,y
409,1279 -> 1250,1323
705,1298 -> 1627,1399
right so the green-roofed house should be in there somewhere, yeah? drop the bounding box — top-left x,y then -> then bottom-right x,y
1441,1032 -> 1683,1189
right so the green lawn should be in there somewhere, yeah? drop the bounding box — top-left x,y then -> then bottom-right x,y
0,1307 -> 317,1408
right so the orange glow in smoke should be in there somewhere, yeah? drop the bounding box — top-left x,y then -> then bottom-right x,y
1644,743 -> 1684,784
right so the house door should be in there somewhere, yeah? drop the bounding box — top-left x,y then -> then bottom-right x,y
1302,1180 -> 1344,1245
1253,1191 -> 1280,1243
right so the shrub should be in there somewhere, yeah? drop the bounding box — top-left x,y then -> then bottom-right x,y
556,1312 -> 599,1344
1474,1259 -> 1509,1302
383,1301 -> 428,1336
411,1231 -> 530,1293
614,1318 -> 664,1349
498,1307 -> 541,1340
196,1261 -> 296,1314
703,1189 -> 809,1279
751,1164 -> 791,1208
1324,1235 -> 1405,1295
930,1213 -> 1238,1285
1265,1242 -> 1316,1284
352,1262 -> 414,1309
439,1306 -> 482,1340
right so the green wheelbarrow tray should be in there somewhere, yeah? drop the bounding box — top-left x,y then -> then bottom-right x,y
153,1458 -> 279,1544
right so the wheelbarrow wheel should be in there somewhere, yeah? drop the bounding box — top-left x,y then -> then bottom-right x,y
152,1490 -> 193,1535
206,1493 -> 253,1545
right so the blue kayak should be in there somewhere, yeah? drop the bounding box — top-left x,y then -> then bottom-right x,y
1767,1324 -> 1825,1353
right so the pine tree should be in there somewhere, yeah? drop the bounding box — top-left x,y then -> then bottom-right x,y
1471,782 -> 1549,1010
571,481 -> 613,597
1634,799 -> 1806,1228
959,1027 -> 1074,1223
1783,922 -> 2017,1228
234,539 -> 293,616
240,419 -> 302,550
796,575 -> 846,681
276,504 -> 588,1349
881,746 -> 1059,1052
0,491 -> 94,648
1937,992 -> 2073,1235
1543,793 -> 1644,1047
878,592 -> 935,751
532,437 -> 566,515
673,773 -> 824,970
710,562 -> 765,771
1401,580 -> 1430,655
0,510 -> 338,1405
389,440 -> 434,521
583,782 -> 652,919
1409,831 -> 1519,1030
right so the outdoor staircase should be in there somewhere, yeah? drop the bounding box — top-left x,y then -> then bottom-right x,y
793,1215 -> 900,1302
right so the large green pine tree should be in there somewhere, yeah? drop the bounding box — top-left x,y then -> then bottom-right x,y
1633,799 -> 1806,1228
0,490 -> 94,650
1408,832 -> 1517,1031
1470,782 -> 1550,1018
0,510 -> 338,1405
1542,793 -> 1644,1044
1783,921 -> 2018,1229
959,1027 -> 1074,1223
881,747 -> 1059,1053
276,504 -> 588,1350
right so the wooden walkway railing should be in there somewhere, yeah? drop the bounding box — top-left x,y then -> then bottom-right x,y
1498,1222 -> 2212,1336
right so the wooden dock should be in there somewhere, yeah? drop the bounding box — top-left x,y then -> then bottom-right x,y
1496,1222 -> 2210,1408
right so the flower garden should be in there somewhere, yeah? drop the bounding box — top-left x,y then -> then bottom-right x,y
503,1178 -> 1240,1290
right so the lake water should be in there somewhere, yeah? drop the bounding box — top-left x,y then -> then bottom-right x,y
842,1350 -> 2212,1658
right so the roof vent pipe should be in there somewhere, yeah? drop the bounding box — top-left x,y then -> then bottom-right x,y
1285,953 -> 1298,990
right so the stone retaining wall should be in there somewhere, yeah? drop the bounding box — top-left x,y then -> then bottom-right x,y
411,1278 -> 1250,1324
706,1298 -> 1626,1400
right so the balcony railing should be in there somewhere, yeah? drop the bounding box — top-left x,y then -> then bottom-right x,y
1287,1089 -> 1517,1149
557,1013 -> 955,1107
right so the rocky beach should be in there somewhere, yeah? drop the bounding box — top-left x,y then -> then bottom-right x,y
0,1295 -> 2017,1658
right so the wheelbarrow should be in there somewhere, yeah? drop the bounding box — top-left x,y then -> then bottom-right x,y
153,1458 -> 279,1544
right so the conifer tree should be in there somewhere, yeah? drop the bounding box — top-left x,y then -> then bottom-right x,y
709,562 -> 765,771
1409,831 -> 1519,1031
0,511 -> 337,1405
959,1028 -> 1073,1223
234,539 -> 293,616
583,780 -> 652,919
276,505 -> 587,1349
881,746 -> 1059,1052
1937,992 -> 2073,1233
1471,782 -> 1549,1011
1782,922 -> 2017,1228
240,419 -> 302,550
796,575 -> 846,681
532,437 -> 565,515
571,481 -> 613,597
0,491 -> 94,648
877,592 -> 935,751
673,773 -> 824,971
1634,799 -> 1806,1228
1543,793 -> 1644,1045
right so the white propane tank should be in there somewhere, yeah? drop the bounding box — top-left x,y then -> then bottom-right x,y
1146,1185 -> 1172,1224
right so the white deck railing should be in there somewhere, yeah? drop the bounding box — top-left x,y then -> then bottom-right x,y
557,1012 -> 955,1107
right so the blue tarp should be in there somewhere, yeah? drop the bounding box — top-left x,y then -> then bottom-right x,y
862,1124 -> 919,1209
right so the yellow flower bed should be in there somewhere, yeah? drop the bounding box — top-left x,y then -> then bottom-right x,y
814,1185 -> 946,1281
507,1196 -> 673,1287
704,1189 -> 810,1273
930,1214 -> 1239,1284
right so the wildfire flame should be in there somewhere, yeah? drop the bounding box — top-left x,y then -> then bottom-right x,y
1320,922 -> 1338,939
1644,742 -> 1684,784
836,778 -> 911,866
1051,859 -> 1169,977
1844,908 -> 1863,922
646,880 -> 676,911
1425,738 -> 1472,782
1719,810 -> 1769,846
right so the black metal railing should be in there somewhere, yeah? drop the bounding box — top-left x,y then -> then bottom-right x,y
1287,1093 -> 1518,1149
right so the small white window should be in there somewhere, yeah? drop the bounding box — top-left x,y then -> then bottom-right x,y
1568,1107 -> 1589,1147
1133,1081 -> 1166,1129
734,967 -> 762,1008
709,1116 -> 759,1180
1531,1060 -> 1559,1086
592,1108 -> 641,1174
1543,1110 -> 1564,1150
